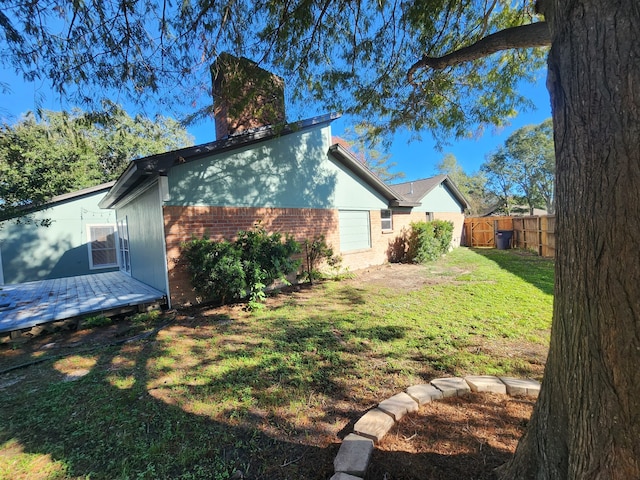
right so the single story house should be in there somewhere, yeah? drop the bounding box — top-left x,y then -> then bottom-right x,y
0,182 -> 117,285
391,176 -> 469,248
3,55 -> 469,308
98,112 -> 445,307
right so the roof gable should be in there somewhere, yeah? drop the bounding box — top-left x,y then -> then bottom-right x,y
100,113 -> 339,209
391,175 -> 469,210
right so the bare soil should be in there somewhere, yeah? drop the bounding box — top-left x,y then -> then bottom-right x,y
365,393 -> 535,480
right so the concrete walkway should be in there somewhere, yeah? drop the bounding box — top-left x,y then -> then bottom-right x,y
330,375 -> 541,479
0,272 -> 166,335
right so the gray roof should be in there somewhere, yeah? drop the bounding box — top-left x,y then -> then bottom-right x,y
48,181 -> 116,205
2,181 -> 116,221
391,175 -> 470,210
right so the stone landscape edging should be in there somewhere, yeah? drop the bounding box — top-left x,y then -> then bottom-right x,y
329,375 -> 541,480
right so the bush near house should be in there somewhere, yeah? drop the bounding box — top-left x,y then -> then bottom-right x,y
181,225 -> 300,307
299,235 -> 343,285
406,220 -> 454,263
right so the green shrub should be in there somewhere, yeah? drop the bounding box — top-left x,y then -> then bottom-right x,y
431,219 -> 454,254
299,235 -> 341,284
235,224 -> 301,293
129,310 -> 161,324
406,220 -> 454,263
181,237 -> 246,304
181,224 -> 300,307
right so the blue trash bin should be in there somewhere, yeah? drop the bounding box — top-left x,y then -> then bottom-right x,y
496,230 -> 513,250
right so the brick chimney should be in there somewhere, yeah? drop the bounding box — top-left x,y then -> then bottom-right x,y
212,53 -> 286,140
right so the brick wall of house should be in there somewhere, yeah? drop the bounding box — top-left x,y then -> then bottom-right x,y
163,206 -> 441,306
432,212 -> 466,247
164,205 -> 340,305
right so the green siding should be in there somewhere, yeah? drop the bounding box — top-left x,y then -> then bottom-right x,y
168,124 -> 388,210
115,182 -> 168,293
330,157 -> 388,210
0,190 -> 116,284
415,184 -> 465,213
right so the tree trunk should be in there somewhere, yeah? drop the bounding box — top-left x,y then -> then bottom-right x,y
496,0 -> 640,478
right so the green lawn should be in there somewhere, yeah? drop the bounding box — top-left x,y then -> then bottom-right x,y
0,248 -> 553,480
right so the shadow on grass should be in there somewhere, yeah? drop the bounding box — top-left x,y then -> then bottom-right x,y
0,326 -> 340,480
472,248 -> 555,296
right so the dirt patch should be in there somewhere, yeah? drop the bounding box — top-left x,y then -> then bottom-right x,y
365,393 -> 535,480
344,262 -> 468,291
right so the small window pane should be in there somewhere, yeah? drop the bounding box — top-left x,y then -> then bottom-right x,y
381,210 -> 393,231
88,225 -> 118,269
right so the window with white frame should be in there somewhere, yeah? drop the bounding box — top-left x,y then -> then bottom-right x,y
117,217 -> 131,275
87,225 -> 118,269
381,209 -> 393,231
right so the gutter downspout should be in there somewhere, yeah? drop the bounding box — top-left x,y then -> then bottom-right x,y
158,175 -> 172,309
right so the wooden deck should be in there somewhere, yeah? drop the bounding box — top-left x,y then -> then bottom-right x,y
0,272 -> 166,334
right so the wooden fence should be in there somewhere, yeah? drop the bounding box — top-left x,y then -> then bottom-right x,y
463,215 -> 556,258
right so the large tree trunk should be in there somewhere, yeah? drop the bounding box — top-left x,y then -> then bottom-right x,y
497,0 -> 640,478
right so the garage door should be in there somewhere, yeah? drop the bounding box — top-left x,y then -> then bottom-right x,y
339,210 -> 371,252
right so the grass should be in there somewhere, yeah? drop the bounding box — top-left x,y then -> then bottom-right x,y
0,248 -> 553,480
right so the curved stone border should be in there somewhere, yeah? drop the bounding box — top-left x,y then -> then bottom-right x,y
329,375 -> 541,480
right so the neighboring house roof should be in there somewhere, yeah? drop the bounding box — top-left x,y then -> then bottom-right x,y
391,175 -> 470,210
99,113 -> 340,209
481,203 -> 549,217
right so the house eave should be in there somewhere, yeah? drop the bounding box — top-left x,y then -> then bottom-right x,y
328,144 -> 416,208
441,177 -> 470,211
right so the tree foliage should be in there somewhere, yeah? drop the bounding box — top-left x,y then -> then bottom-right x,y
482,119 -> 554,214
0,105 -> 193,220
435,153 -> 495,215
2,1 -> 638,478
0,0 -> 546,141
335,124 -> 405,182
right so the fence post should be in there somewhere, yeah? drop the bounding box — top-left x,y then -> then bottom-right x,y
538,216 -> 543,256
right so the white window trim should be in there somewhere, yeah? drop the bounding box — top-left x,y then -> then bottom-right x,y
87,224 -> 118,270
381,209 -> 393,231
117,217 -> 131,276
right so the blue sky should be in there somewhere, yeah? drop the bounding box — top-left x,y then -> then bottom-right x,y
1,66 -> 551,183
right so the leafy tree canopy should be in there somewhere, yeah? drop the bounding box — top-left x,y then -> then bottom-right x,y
0,104 -> 193,221
0,0 -> 547,142
435,153 -> 495,215
482,118 -> 554,214
335,124 -> 405,182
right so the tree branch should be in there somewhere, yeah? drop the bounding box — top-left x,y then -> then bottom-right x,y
407,22 -> 550,84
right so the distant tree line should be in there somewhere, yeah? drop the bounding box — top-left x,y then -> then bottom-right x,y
0,104 -> 193,222
437,119 -> 554,216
